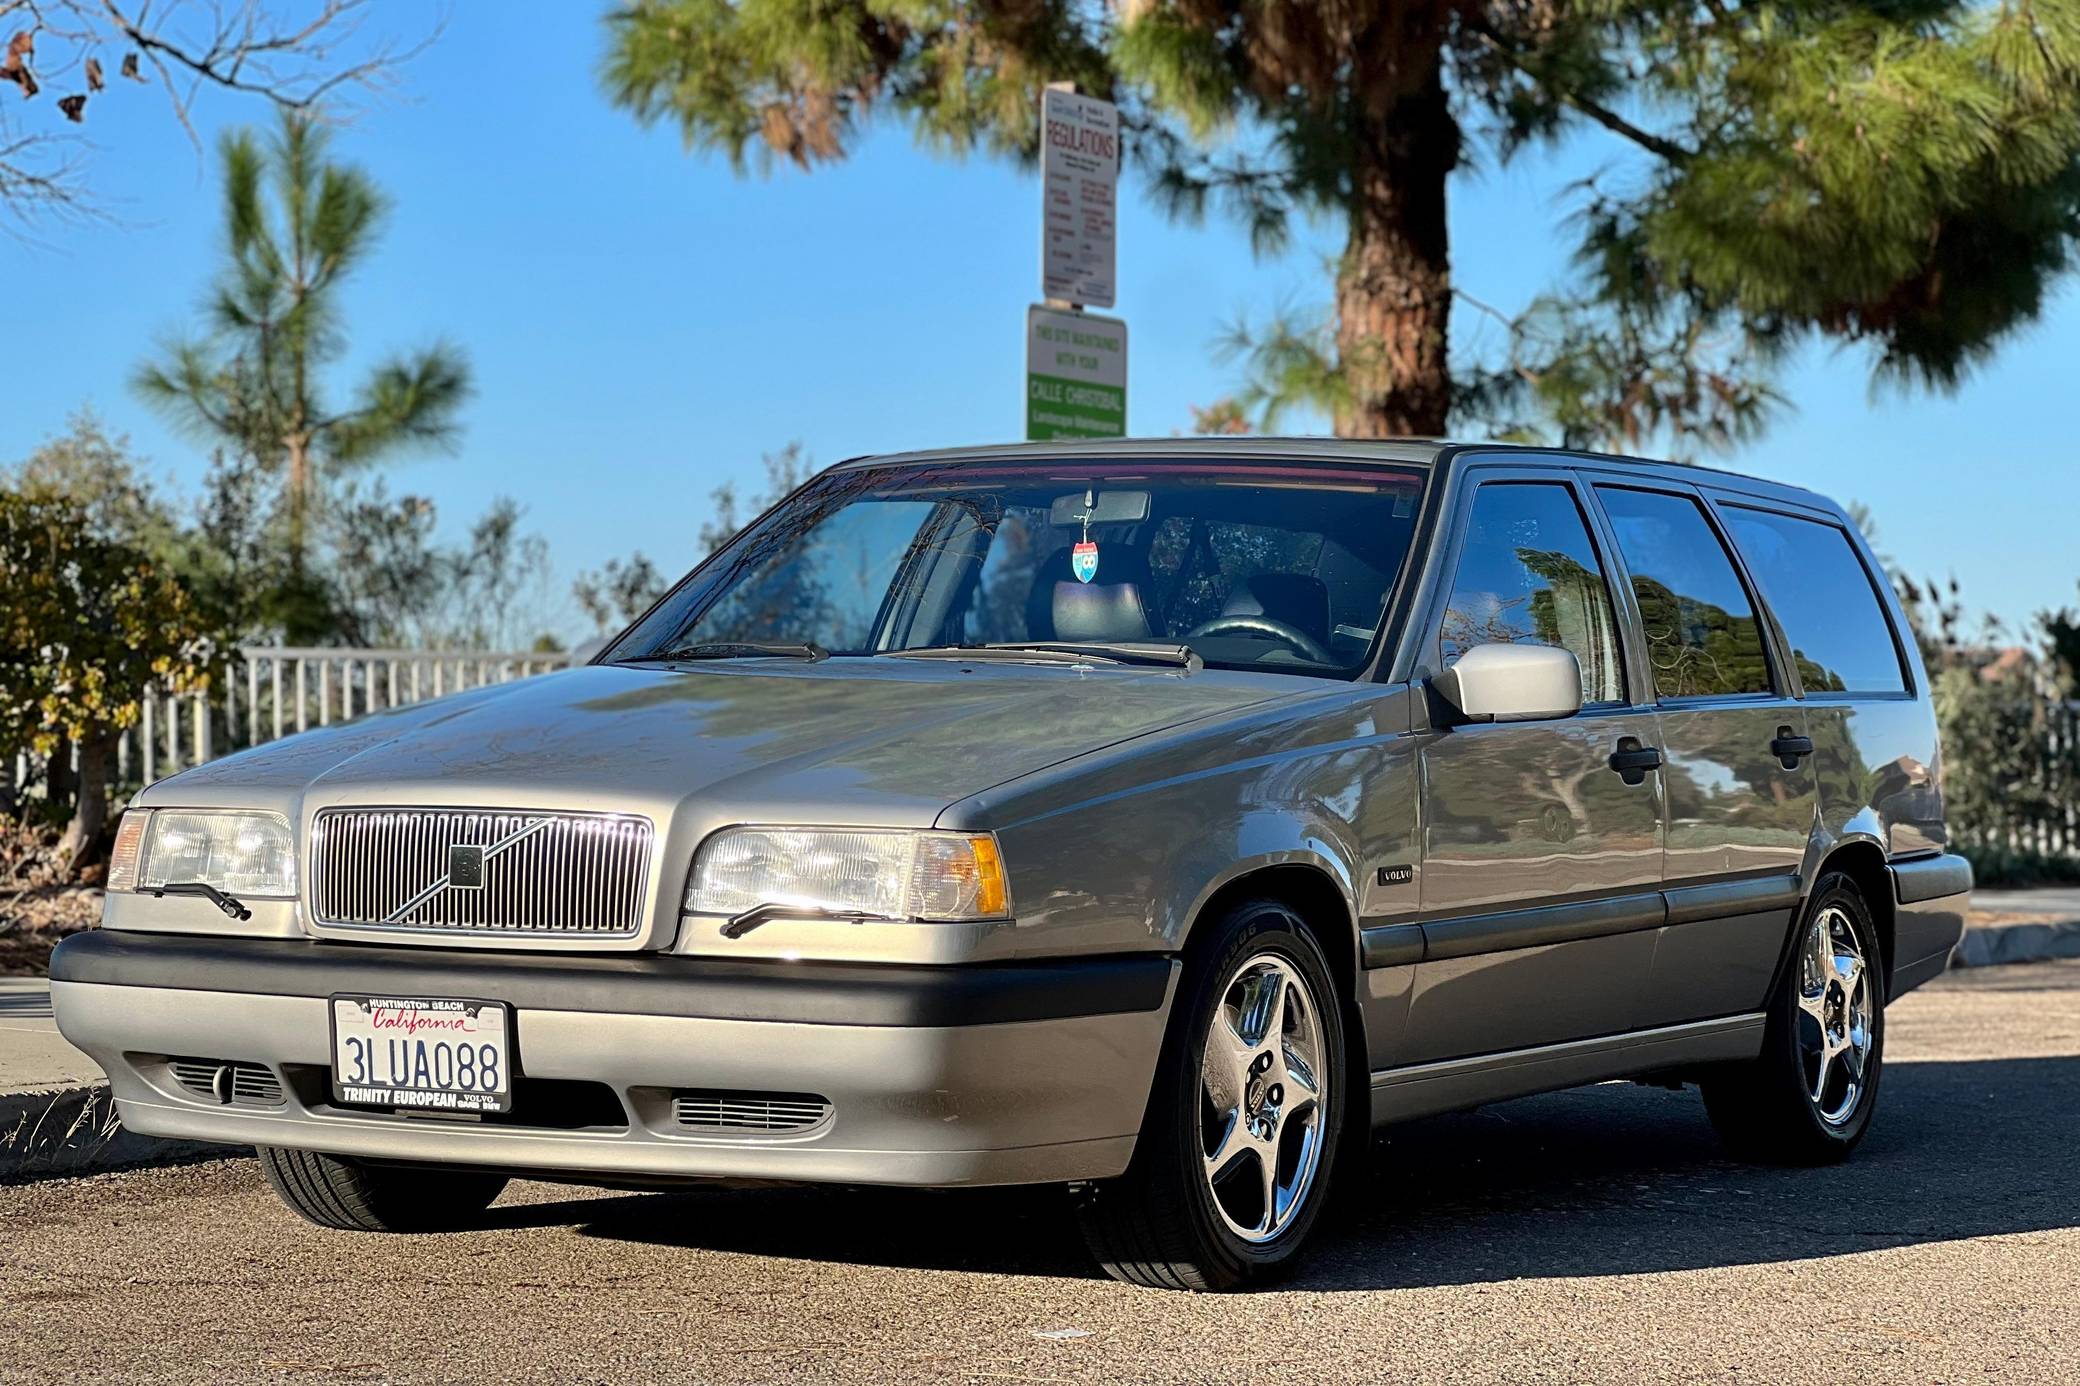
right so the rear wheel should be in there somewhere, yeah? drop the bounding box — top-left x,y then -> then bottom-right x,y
259,1146 -> 509,1232
1075,899 -> 1346,1290
1701,872 -> 1885,1164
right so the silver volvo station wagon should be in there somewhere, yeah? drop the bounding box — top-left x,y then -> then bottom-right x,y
52,439 -> 1973,1290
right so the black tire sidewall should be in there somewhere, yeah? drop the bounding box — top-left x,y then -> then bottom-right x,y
1156,899 -> 1346,1283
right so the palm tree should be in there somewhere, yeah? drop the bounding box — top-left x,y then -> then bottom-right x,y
135,110 -> 469,633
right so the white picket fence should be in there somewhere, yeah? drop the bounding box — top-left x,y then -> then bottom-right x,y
98,646 -> 574,787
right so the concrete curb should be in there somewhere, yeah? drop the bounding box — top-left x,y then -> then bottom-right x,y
0,1084 -> 232,1183
1953,918 -> 2080,969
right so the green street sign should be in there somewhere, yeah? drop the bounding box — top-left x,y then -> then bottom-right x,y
1026,305 -> 1127,440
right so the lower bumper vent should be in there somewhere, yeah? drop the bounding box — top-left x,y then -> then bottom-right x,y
170,1059 -> 285,1107
672,1090 -> 830,1133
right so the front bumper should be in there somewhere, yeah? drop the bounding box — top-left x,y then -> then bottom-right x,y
51,930 -> 1177,1188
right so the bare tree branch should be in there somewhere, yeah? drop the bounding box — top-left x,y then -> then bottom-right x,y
0,130 -> 105,239
0,0 -> 441,227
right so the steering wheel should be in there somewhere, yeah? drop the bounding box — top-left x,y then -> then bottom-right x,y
1185,614 -> 1335,665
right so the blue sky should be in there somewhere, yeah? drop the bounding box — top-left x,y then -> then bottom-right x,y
3,2 -> 2072,644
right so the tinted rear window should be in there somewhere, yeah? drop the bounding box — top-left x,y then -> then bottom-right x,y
1722,507 -> 1907,695
1595,486 -> 1774,700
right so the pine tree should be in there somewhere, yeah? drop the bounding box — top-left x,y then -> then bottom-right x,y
134,111 -> 470,638
600,0 -> 2080,445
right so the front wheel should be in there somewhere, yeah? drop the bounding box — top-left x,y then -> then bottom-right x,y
1075,899 -> 1346,1290
1700,871 -> 1886,1164
259,1146 -> 509,1232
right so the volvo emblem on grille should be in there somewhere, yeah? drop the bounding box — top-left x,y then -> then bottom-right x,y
447,844 -> 485,889
379,816 -> 555,924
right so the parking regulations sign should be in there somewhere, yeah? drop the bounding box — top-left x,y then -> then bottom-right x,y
1027,305 -> 1127,440
1041,88 -> 1119,308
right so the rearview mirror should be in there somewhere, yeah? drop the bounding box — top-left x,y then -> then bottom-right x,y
1050,489 -> 1151,527
1431,644 -> 1582,724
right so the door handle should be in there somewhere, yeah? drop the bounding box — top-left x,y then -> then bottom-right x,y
1607,736 -> 1663,785
1770,726 -> 1815,770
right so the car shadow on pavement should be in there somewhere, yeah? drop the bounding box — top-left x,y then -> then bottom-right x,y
495,1054 -> 2080,1288
1304,1053 -> 2080,1290
487,1181 -> 1103,1278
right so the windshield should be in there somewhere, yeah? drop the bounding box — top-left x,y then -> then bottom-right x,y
604,458 -> 1430,678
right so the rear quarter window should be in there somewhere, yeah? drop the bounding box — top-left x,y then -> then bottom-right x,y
1721,506 -> 1908,695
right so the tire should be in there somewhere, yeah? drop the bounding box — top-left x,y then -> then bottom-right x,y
1075,898 -> 1347,1290
1700,871 -> 1886,1164
258,1146 -> 509,1232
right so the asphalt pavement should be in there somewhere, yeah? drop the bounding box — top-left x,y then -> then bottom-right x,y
3,960 -> 2076,1384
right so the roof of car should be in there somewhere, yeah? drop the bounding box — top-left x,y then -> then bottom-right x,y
830,437 -> 1837,514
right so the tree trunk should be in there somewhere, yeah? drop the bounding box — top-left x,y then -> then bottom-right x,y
44,732 -> 75,815
1334,64 -> 1458,439
57,729 -> 114,874
285,430 -> 310,574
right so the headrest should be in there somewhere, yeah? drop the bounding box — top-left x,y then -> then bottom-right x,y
1026,545 -> 1156,644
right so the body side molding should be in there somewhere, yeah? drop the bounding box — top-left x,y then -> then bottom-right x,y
1369,1013 -> 1767,1125
1358,871 -> 1805,969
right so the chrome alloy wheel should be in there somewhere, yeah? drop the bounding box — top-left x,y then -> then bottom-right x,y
1198,952 -> 1329,1244
1797,905 -> 1875,1125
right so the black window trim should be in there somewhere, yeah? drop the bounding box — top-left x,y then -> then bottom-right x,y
1583,478 -> 1790,706
1712,498 -> 1917,702
1422,468 -> 1638,711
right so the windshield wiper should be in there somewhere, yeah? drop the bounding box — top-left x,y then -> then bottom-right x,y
631,641 -> 830,664
718,902 -> 877,939
883,642 -> 1202,671
142,881 -> 252,921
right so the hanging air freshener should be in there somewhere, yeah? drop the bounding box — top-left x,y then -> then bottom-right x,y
1071,488 -> 1100,583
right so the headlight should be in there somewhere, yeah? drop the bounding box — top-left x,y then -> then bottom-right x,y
107,808 -> 297,898
684,827 -> 1010,923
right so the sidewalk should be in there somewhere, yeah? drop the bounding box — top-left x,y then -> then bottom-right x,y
1969,886 -> 2080,917
1956,886 -> 2080,967
0,978 -> 102,1090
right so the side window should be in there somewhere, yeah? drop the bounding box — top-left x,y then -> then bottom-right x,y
1722,507 -> 1908,694
1440,482 -> 1626,705
1595,487 -> 1772,700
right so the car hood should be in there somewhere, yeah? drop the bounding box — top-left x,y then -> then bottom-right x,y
155,658 -> 1288,827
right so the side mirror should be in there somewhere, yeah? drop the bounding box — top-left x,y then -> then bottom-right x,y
1431,643 -> 1583,724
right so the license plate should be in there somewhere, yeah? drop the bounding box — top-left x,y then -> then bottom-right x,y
330,995 -> 513,1114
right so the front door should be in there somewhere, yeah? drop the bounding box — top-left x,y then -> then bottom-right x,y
1591,483 -> 1817,1027
1407,476 -> 1665,1063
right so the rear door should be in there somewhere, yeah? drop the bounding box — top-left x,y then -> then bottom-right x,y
1588,482 -> 1816,1027
1406,471 -> 1665,1062
1714,500 -> 1927,826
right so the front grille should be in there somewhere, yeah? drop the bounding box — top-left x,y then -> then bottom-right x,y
310,807 -> 653,937
170,1059 -> 284,1107
673,1089 -> 832,1133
